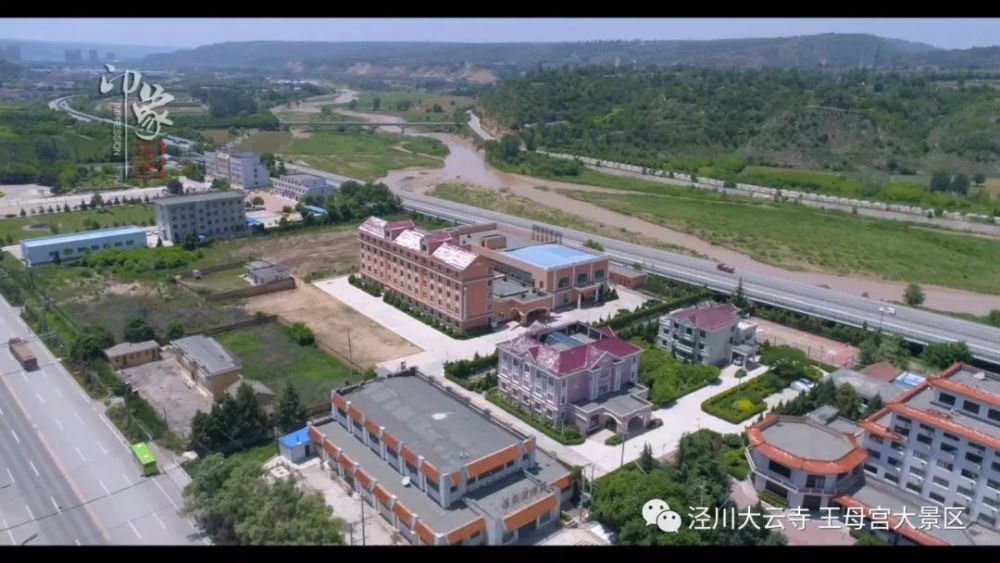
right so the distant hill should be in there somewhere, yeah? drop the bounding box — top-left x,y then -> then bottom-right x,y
139,34 -> 986,75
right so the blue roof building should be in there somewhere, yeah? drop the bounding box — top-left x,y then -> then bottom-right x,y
20,226 -> 147,267
278,426 -> 314,464
302,205 -> 327,216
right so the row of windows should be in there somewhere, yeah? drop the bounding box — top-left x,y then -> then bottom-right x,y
938,392 -> 1000,423
361,235 -> 462,278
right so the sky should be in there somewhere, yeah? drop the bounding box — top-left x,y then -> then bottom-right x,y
0,18 -> 997,50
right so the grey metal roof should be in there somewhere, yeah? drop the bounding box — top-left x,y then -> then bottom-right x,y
573,387 -> 652,418
832,368 -> 904,402
154,191 -> 245,207
316,419 -> 480,533
172,335 -> 240,377
342,374 -> 522,476
466,471 -> 551,522
104,340 -> 160,357
760,419 -> 854,461
903,386 -> 1000,441
848,480 -> 1000,545
951,366 -> 1000,397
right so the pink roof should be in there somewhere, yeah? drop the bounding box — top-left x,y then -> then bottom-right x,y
386,220 -> 415,230
502,330 -> 640,376
431,243 -> 478,271
358,216 -> 387,237
394,229 -> 424,251
860,361 -> 902,383
424,232 -> 453,244
669,303 -> 739,331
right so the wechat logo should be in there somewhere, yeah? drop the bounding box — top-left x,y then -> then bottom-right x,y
642,498 -> 682,533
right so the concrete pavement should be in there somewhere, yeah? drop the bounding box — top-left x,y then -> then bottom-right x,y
0,293 -> 206,545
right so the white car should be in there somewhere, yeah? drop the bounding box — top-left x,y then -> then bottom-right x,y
791,379 -> 815,392
879,306 -> 896,316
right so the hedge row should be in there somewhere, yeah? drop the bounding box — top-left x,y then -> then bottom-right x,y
485,389 -> 585,445
594,292 -> 711,331
444,351 -> 498,380
347,274 -> 381,297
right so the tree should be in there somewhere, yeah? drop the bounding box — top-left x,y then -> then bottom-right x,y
123,318 -> 156,343
69,325 -> 115,363
834,384 -> 862,420
155,237 -> 163,248
929,171 -> 951,192
211,178 -> 230,191
638,443 -> 655,472
973,173 -> 987,186
951,173 -> 970,195
348,99 -> 357,110
232,383 -> 271,446
921,341 -> 973,370
287,323 -> 315,346
861,394 -> 884,419
251,196 -> 264,207
166,321 -> 185,340
274,382 -> 307,434
583,239 -> 604,251
179,231 -> 198,251
167,178 -> 184,195
903,282 -> 925,307
877,335 -> 911,369
62,203 -> 70,213
90,193 -> 103,208
372,96 -> 381,112
19,208 -> 25,217
320,105 -> 332,117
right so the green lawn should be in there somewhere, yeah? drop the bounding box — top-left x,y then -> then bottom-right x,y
183,267 -> 250,294
349,89 -> 474,122
236,131 -> 293,154
562,189 -> 1000,295
0,205 -> 155,244
282,129 -> 446,181
214,322 -> 354,406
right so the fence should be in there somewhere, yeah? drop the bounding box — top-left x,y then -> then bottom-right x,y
204,277 -> 296,302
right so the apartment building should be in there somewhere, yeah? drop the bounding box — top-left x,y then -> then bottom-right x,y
496,322 -> 651,437
306,368 -> 573,545
358,216 -> 495,330
154,191 -> 247,244
657,303 -> 758,367
272,173 -> 335,202
205,150 -> 270,189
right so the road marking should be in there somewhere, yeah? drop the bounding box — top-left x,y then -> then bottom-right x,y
74,412 -> 83,424
120,472 -> 131,486
75,387 -> 88,401
96,441 -> 107,455
153,513 -> 166,530
152,478 -> 178,509
5,467 -> 13,485
128,521 -> 142,540
74,447 -> 86,462
54,417 -> 64,431
50,496 -> 60,513
35,393 -> 44,405
2,517 -> 14,545
28,461 -> 39,477
9,430 -> 19,444
24,504 -> 34,521
99,480 -> 110,496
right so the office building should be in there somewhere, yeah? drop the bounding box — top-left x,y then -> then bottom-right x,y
204,150 -> 270,189
272,173 -> 335,202
305,367 -> 573,545
64,49 -> 83,64
154,191 -> 247,244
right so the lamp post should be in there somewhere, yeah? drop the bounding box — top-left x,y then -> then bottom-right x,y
619,430 -> 627,469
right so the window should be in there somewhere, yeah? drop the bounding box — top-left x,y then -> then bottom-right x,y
919,423 -> 935,433
929,491 -> 946,503
979,514 -> 998,528
916,434 -> 933,445
768,460 -> 792,479
888,457 -> 901,468
993,461 -> 1000,473
984,497 -> 1000,509
941,443 -> 957,454
988,479 -> 1000,492
967,452 -> 984,464
936,460 -> 954,471
913,450 -> 929,461
866,449 -> 882,460
905,481 -> 922,493
864,464 -> 879,475
938,393 -> 956,406
869,435 -> 884,444
909,466 -> 925,478
961,468 -> 979,480
896,416 -> 912,425
884,473 -> 899,484
943,432 -> 959,442
957,485 -> 975,498
932,476 -> 950,488
969,442 -> 986,453
962,400 -> 981,415
989,409 -> 1000,423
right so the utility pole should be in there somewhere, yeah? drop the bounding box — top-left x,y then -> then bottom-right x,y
348,328 -> 354,374
619,430 -> 626,469
360,492 -> 367,546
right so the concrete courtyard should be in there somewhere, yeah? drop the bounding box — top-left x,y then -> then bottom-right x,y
121,355 -> 214,439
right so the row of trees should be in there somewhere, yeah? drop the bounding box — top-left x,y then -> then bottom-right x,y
771,378 -> 883,422
189,381 -> 308,456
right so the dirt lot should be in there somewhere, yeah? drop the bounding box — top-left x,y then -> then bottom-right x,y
752,317 -> 859,368
242,283 -> 421,368
122,354 -> 214,439
239,228 -> 358,279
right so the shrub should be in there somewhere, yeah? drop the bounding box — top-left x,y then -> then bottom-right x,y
485,389 -> 584,445
605,435 -> 623,446
287,322 -> 315,346
594,292 -> 710,331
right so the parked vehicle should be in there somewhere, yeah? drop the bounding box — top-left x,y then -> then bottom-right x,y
717,263 -> 735,273
791,379 -> 815,392
8,337 -> 37,371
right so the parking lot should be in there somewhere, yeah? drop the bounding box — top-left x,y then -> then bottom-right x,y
121,352 -> 214,439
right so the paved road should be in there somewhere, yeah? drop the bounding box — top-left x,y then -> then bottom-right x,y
0,293 -> 206,545
465,112 -> 496,142
52,97 -> 1000,366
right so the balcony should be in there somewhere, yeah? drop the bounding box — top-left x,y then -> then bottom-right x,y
744,449 -> 847,497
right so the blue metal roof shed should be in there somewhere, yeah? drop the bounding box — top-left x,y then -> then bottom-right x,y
278,427 -> 314,464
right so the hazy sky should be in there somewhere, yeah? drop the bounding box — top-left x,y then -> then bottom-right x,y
0,18 -> 997,50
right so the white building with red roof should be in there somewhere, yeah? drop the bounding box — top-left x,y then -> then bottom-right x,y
496,322 -> 651,436
657,303 -> 758,367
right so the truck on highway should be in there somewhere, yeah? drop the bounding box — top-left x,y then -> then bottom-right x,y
8,337 -> 38,371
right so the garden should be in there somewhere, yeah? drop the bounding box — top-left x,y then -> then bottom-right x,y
701,346 -> 822,423
443,351 -> 498,392
638,347 -> 721,405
